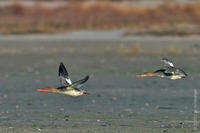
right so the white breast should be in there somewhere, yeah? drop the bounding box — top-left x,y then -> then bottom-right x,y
61,89 -> 82,96
171,75 -> 181,80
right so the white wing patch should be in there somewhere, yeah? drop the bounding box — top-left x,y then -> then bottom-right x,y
168,62 -> 174,67
161,58 -> 174,67
66,78 -> 72,85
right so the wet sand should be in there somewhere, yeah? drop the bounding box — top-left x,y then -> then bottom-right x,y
0,30 -> 200,132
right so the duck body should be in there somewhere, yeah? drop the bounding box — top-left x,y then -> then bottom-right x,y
153,67 -> 187,80
137,58 -> 187,80
57,86 -> 88,96
37,62 -> 89,96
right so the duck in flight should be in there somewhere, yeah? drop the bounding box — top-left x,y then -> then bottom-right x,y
136,58 -> 187,80
37,62 -> 89,96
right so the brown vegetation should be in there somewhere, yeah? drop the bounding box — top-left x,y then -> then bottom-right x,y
118,45 -> 200,55
1,2 -> 200,34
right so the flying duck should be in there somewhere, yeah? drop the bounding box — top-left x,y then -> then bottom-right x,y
37,62 -> 89,96
136,58 -> 187,80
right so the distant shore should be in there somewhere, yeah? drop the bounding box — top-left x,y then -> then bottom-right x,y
0,30 -> 200,55
0,0 -> 198,7
0,1 -> 200,35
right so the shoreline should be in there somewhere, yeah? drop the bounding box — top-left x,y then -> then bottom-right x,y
0,30 -> 200,55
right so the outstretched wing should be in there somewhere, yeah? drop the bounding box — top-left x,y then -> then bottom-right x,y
71,75 -> 89,89
161,58 -> 174,68
154,69 -> 173,76
58,62 -> 72,86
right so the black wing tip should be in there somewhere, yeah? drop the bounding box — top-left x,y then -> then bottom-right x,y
58,62 -> 69,76
82,75 -> 90,83
58,62 -> 63,76
154,69 -> 165,73
85,75 -> 89,80
60,62 -> 64,67
161,57 -> 173,62
161,57 -> 169,61
162,57 -> 168,60
185,73 -> 188,76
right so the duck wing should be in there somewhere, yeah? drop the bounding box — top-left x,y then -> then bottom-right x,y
154,69 -> 173,76
58,62 -> 72,86
71,75 -> 89,89
161,58 -> 174,68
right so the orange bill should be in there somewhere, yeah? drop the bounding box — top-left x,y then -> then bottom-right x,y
37,88 -> 59,93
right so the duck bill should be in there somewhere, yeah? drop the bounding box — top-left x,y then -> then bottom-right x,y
181,76 -> 186,79
37,88 -> 59,93
83,92 -> 89,95
136,73 -> 155,77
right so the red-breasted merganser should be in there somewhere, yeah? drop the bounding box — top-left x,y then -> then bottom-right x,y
37,62 -> 89,96
136,58 -> 187,80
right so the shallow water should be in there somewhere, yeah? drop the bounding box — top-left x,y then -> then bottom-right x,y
0,32 -> 200,133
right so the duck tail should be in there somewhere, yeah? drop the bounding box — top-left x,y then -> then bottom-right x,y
37,88 -> 59,93
136,73 -> 155,77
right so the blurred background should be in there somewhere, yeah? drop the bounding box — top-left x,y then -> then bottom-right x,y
0,0 -> 200,133
0,0 -> 200,35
